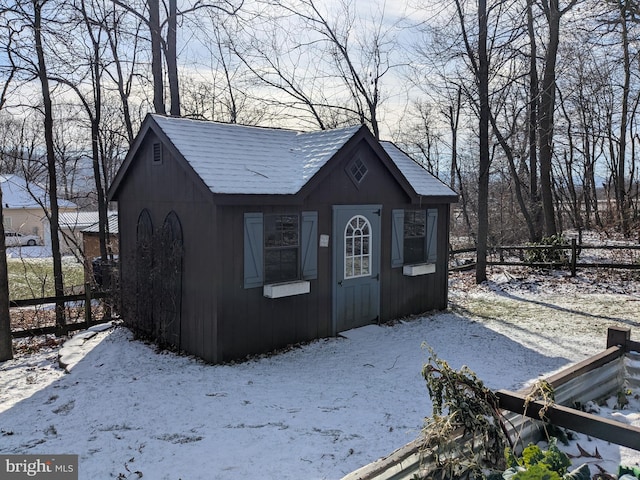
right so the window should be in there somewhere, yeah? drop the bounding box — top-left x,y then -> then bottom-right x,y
346,157 -> 368,186
264,214 -> 299,283
244,211 -> 318,289
391,208 -> 438,270
403,210 -> 426,265
344,215 -> 371,278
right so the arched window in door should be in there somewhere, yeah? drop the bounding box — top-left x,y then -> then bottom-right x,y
344,215 -> 371,279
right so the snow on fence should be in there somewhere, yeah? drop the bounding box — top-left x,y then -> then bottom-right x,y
342,327 -> 640,480
450,241 -> 640,276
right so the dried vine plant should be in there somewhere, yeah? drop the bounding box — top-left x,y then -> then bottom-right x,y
419,346 -> 513,480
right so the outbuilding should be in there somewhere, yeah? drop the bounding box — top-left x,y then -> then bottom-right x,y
108,114 -> 457,363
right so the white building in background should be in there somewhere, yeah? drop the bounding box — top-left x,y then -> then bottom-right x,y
0,174 -> 78,245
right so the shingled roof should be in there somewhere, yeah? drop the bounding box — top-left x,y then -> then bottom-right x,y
109,114 -> 457,201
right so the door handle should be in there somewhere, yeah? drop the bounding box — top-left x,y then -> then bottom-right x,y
338,280 -> 343,286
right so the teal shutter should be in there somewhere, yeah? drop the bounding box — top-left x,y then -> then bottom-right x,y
243,213 -> 263,288
426,209 -> 438,263
301,211 -> 318,280
391,209 -> 404,268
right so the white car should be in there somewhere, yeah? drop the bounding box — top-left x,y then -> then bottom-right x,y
5,231 -> 40,246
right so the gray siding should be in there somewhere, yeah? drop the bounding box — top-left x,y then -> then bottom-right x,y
117,132 -> 219,362
114,130 -> 454,364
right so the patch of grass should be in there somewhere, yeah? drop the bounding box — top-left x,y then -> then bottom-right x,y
7,258 -> 85,300
451,296 -> 523,321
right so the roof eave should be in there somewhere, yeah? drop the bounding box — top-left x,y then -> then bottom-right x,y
108,114 -> 155,201
108,114 -> 215,204
413,194 -> 459,205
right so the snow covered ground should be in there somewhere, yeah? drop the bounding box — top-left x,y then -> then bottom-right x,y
1,267 -> 640,479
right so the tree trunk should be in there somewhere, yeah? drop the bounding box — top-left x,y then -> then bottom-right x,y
476,0 -> 489,284
618,0 -> 631,235
449,87 -> 462,191
527,0 -> 542,240
148,0 -> 165,114
167,0 -> 180,116
34,0 -> 65,331
489,111 -> 536,240
0,184 -> 12,361
538,1 -> 560,237
107,3 -> 135,144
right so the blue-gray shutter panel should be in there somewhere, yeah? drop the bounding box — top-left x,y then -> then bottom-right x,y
301,211 -> 318,280
426,208 -> 438,263
391,209 -> 404,267
243,213 -> 263,288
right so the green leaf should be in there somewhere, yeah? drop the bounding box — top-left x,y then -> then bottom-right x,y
521,444 -> 544,468
512,463 -> 562,480
562,464 -> 590,480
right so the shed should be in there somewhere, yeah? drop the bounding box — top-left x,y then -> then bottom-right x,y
82,212 -> 119,285
108,114 -> 458,363
59,210 -> 117,256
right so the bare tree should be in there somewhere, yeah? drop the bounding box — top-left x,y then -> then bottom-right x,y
526,0 -> 542,239
113,0 -> 243,116
182,14 -> 267,124
538,0 -> 578,237
476,0 -> 490,283
31,0 -> 66,330
147,0 -> 165,113
231,0 -> 398,135
0,10 -> 16,361
104,1 -> 142,144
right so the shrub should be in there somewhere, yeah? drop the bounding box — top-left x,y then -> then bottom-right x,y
525,235 -> 569,265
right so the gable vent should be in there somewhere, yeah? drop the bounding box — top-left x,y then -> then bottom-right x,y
152,142 -> 163,165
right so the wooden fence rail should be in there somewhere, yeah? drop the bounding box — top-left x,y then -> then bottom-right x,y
450,240 -> 640,276
10,285 -> 117,338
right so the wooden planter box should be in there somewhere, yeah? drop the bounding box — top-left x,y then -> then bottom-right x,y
342,327 -> 640,480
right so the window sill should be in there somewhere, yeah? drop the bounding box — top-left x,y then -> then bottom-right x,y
403,263 -> 436,276
263,280 -> 310,299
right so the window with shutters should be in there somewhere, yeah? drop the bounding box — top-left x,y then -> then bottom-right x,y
244,211 -> 318,296
403,210 -> 426,265
264,214 -> 299,284
391,208 -> 438,275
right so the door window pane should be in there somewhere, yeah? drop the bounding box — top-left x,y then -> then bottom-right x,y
344,215 -> 371,279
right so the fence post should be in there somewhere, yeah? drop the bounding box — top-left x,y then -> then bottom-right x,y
571,239 -> 577,277
85,282 -> 92,328
607,326 -> 631,350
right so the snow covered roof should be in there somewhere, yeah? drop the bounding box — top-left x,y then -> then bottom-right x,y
380,142 -> 457,198
152,115 -> 362,195
110,114 -> 458,201
0,174 -> 77,209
